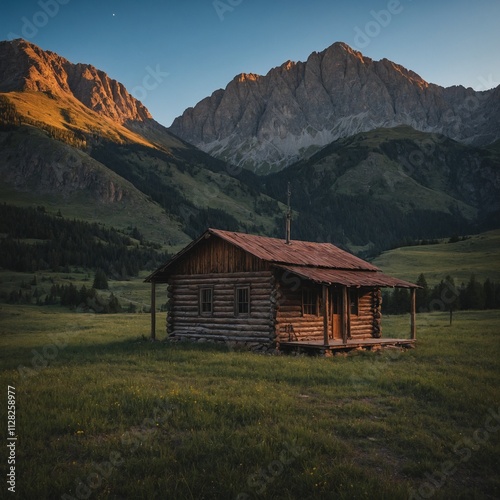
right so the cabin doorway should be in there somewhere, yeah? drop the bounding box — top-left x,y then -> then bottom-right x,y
332,290 -> 342,340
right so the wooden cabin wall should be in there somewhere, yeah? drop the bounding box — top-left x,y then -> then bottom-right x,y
372,288 -> 382,338
349,288 -> 382,339
167,271 -> 275,345
350,288 -> 375,339
275,285 -> 382,342
275,284 -> 325,343
168,236 -> 269,275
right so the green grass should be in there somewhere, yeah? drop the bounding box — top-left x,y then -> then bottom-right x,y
1,305 -> 499,499
1,91 -> 157,147
0,270 -> 164,312
373,230 -> 500,285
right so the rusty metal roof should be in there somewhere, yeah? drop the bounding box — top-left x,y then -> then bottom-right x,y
275,264 -> 418,288
146,228 -> 417,288
209,228 -> 379,271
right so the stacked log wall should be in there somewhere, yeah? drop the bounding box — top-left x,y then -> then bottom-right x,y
349,289 -> 376,339
167,271 -> 275,347
372,288 -> 382,338
275,285 -> 325,343
275,286 -> 381,342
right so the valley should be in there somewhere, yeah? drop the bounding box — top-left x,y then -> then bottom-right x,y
0,34 -> 499,500
1,39 -> 499,257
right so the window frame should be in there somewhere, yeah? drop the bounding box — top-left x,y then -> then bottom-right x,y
302,288 -> 319,316
199,286 -> 214,316
234,285 -> 251,316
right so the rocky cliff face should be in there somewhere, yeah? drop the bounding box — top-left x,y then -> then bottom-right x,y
169,42 -> 500,173
0,39 -> 152,124
0,40 -> 284,244
0,126 -> 128,203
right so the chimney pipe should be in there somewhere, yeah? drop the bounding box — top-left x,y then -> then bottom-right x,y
286,182 -> 291,244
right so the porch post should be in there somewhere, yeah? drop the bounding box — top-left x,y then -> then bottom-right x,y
151,282 -> 156,341
410,288 -> 416,340
342,286 -> 349,344
322,285 -> 329,346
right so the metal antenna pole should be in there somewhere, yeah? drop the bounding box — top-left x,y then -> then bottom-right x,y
286,182 -> 291,244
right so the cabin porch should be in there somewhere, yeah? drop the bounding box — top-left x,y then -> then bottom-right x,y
274,277 -> 417,347
278,337 -> 416,355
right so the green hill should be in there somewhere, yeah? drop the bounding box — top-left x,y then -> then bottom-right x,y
264,126 -> 500,254
372,229 -> 500,285
1,36 -> 499,255
0,99 -> 283,247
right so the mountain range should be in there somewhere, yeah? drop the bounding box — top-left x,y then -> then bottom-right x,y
170,42 -> 500,173
0,39 -> 279,247
0,38 -> 499,256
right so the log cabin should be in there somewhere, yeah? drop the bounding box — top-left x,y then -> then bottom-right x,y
146,228 -> 418,353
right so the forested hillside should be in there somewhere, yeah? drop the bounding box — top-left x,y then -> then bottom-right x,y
263,127 -> 500,254
0,204 -> 170,277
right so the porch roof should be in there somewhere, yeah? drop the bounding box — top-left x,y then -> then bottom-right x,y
275,264 -> 419,288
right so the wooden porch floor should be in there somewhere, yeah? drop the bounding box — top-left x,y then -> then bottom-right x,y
278,338 -> 415,354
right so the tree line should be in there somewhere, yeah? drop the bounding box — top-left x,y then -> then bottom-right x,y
382,273 -> 500,314
90,141 -> 266,240
0,204 -> 170,277
3,271 -> 127,313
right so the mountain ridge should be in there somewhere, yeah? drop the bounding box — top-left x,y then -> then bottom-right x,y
169,41 -> 500,173
262,125 -> 500,254
0,38 -> 152,124
0,39 -> 197,154
0,39 -> 282,245
0,39 -> 498,257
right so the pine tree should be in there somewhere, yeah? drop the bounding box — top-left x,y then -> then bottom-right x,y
483,279 -> 496,309
463,275 -> 485,310
107,293 -> 121,314
79,285 -> 89,306
416,273 -> 430,311
392,288 -> 410,314
443,275 -> 459,311
130,226 -> 144,243
382,291 -> 393,314
92,269 -> 108,290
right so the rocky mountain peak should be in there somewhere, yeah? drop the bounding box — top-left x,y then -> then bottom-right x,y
279,60 -> 296,72
169,41 -> 500,173
0,38 -> 152,124
236,73 -> 261,83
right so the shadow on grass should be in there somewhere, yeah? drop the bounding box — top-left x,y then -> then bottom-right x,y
4,336 -> 248,374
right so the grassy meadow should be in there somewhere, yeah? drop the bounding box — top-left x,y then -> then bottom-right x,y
372,230 -> 500,285
0,270 -> 160,313
1,305 -> 499,499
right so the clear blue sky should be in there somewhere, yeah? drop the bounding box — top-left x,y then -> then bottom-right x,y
2,0 -> 499,127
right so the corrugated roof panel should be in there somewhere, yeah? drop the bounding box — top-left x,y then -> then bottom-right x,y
275,265 -> 419,288
209,228 -> 379,271
146,228 -> 417,287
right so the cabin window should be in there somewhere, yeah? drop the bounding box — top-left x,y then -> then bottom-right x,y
235,286 -> 250,315
199,287 -> 213,315
302,289 -> 318,316
350,289 -> 359,316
